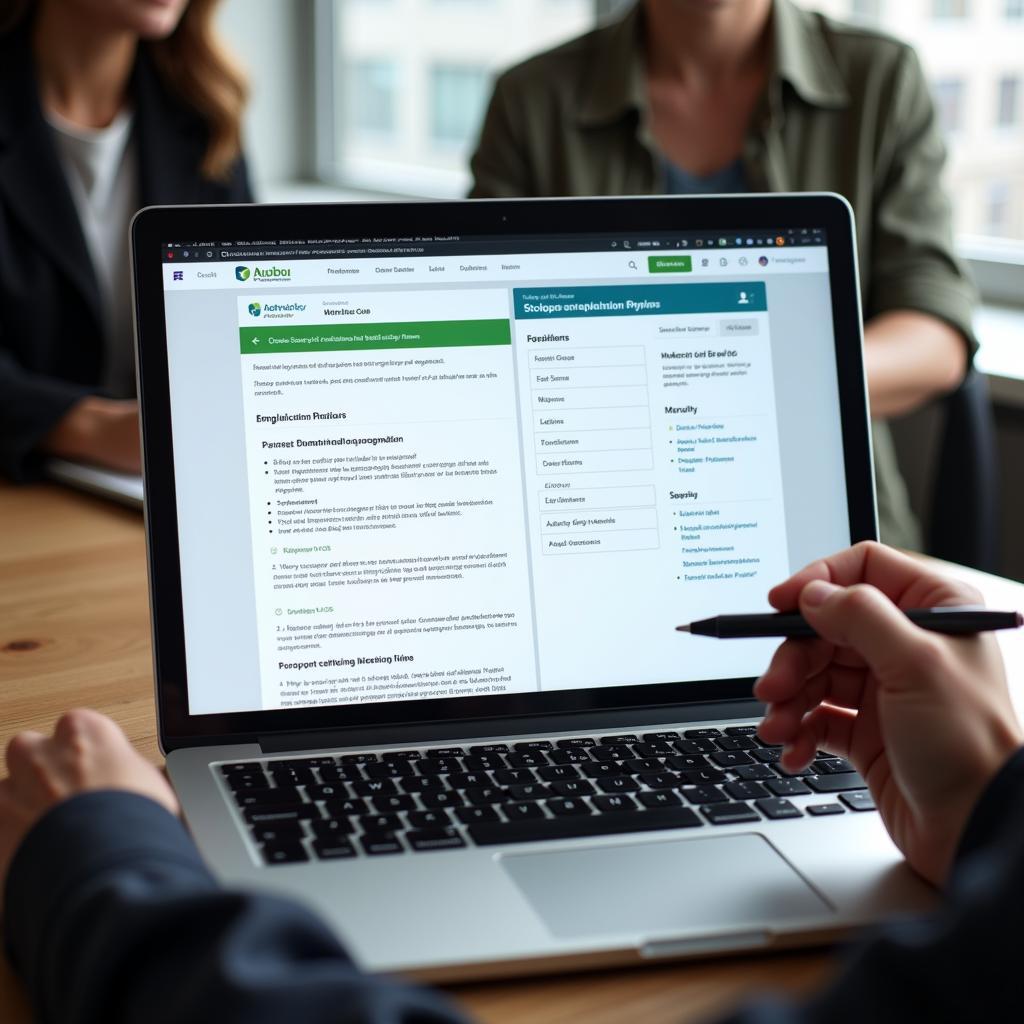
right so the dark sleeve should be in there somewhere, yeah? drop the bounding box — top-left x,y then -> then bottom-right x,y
3,791 -> 470,1024
866,44 -> 977,365
468,73 -> 534,198
718,747 -> 1024,1024
224,151 -> 255,204
0,340 -> 93,482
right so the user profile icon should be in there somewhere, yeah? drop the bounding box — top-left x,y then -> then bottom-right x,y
738,291 -> 750,305
758,255 -> 769,267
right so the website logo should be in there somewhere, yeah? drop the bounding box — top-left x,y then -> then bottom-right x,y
235,266 -> 251,281
172,270 -> 183,282
248,302 -> 262,317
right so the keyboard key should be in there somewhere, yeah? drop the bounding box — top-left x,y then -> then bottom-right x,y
513,740 -> 553,752
261,842 -> 309,865
234,786 -> 304,807
220,762 -> 263,774
464,786 -> 510,806
641,731 -> 680,743
811,758 -> 852,775
593,794 -> 638,813
580,761 -> 628,779
313,839 -> 356,860
359,834 -> 403,856
371,794 -> 417,813
311,818 -> 356,838
807,803 -> 845,816
400,775 -> 446,794
556,737 -> 596,748
674,738 -> 717,755
225,773 -> 271,792
702,802 -> 760,825
507,751 -> 549,768
806,773 -> 867,793
494,768 -> 537,786
537,764 -> 583,781
504,801 -> 546,821
624,757 -> 665,773
681,785 -> 726,805
382,750 -> 422,761
469,744 -> 509,754
420,790 -> 465,809
765,779 -> 812,797
417,758 -> 462,775
679,768 -> 728,785
462,754 -> 507,771
731,764 -> 777,782
773,765 -> 813,778
547,798 -> 592,817
340,752 -> 379,764
597,776 -> 641,794
508,783 -> 552,801
724,725 -> 759,736
408,828 -> 466,852
448,771 -> 493,790
599,734 -> 639,745
724,781 -> 770,801
251,822 -> 304,843
752,748 -> 783,763
714,735 -> 758,751
755,798 -> 802,820
322,797 -> 368,818
551,779 -> 595,797
548,749 -> 592,765
319,766 -> 362,783
840,791 -> 877,812
455,806 -> 500,824
638,790 -> 682,808
709,751 -> 755,768
664,754 -> 707,771
364,761 -> 416,779
683,728 -> 722,739
269,767 -> 315,786
351,779 -> 398,797
244,805 -> 320,825
467,807 -> 702,846
407,809 -> 452,829
423,747 -> 465,759
590,745 -> 631,762
631,743 -> 673,758
304,783 -> 349,801
637,772 -> 681,790
358,813 -> 402,833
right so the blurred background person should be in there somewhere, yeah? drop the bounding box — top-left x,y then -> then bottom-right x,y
471,0 -> 975,551
0,0 -> 251,481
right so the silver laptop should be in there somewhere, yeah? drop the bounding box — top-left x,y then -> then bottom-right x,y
131,194 -> 934,982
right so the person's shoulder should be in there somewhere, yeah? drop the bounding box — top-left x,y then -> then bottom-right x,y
492,19 -> 617,102
808,9 -> 922,88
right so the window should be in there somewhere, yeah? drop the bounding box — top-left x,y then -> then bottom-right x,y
933,78 -> 966,133
986,182 -> 1012,235
932,0 -> 969,16
322,0 -> 593,196
997,75 -> 1020,127
850,0 -> 881,17
347,60 -> 397,138
1006,0 -> 1024,19
429,65 -> 490,148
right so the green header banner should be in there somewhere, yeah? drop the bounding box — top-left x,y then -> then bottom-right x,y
240,318 -> 511,355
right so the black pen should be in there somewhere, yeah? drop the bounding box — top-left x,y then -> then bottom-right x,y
676,606 -> 1024,639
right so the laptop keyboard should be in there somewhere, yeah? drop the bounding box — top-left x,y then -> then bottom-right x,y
218,725 -> 873,866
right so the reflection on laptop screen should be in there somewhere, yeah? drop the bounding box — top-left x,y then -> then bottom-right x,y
159,229 -> 851,714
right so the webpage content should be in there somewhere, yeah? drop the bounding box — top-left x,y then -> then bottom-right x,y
163,243 -> 848,714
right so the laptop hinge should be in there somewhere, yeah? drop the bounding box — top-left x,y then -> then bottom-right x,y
257,699 -> 764,754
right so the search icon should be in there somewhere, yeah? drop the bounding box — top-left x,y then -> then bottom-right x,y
628,260 -> 638,270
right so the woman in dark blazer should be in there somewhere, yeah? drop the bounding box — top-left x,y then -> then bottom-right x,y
0,0 -> 252,481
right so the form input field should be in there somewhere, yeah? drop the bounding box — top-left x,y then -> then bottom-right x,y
536,427 -> 651,453
533,406 -> 651,432
532,386 -> 649,410
541,529 -> 660,555
536,449 -> 655,474
540,507 -> 658,533
528,346 -> 645,369
539,484 -> 656,511
531,365 -> 648,389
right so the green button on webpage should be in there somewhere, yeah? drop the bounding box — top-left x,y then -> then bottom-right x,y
648,255 -> 693,273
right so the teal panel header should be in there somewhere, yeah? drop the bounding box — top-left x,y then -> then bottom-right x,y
513,282 -> 767,319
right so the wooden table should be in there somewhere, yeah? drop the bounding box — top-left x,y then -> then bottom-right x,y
3,482 -> 1024,1024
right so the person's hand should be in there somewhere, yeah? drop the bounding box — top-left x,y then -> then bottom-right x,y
0,710 -> 179,897
42,396 -> 142,474
756,542 -> 1023,887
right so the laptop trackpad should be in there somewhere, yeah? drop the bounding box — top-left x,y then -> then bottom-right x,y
501,833 -> 831,940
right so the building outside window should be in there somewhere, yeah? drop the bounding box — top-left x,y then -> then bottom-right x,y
932,0 -> 969,16
996,75 -> 1020,127
934,78 -> 967,133
429,65 -> 490,148
1006,0 -> 1024,19
347,60 -> 398,138
987,181 -> 1012,234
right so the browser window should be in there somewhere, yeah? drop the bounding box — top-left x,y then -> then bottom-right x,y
159,230 -> 850,714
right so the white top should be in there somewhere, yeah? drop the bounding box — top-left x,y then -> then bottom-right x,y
47,107 -> 139,398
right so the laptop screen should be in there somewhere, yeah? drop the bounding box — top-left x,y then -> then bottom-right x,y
158,227 -> 851,716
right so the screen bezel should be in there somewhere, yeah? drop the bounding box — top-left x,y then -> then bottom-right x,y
132,194 -> 877,752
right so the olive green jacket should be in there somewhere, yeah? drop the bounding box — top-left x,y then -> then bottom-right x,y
470,0 -> 978,551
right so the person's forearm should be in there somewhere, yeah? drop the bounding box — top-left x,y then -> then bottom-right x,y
863,310 -> 966,420
4,792 -> 468,1024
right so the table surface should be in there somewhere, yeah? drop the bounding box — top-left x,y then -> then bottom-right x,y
3,482 -> 1024,1024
